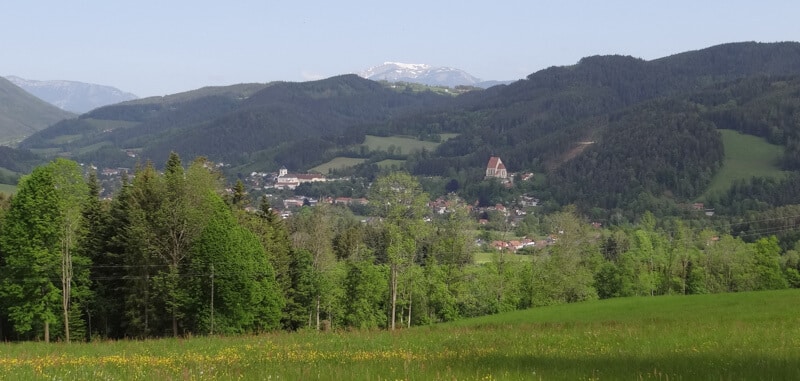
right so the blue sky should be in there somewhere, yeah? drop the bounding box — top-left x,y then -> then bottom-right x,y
3,1 -> 798,97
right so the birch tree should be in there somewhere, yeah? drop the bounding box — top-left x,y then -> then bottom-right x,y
0,159 -> 89,342
369,172 -> 430,330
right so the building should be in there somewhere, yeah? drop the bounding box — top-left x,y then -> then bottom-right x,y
485,156 -> 508,179
274,166 -> 327,190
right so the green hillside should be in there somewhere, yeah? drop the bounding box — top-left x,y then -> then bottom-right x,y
20,75 -> 451,170
704,129 -> 788,196
363,135 -> 444,153
0,76 -> 74,144
310,157 -> 367,173
1,290 -> 797,380
13,42 -> 800,220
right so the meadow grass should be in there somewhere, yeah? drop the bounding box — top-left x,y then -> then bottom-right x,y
309,157 -> 367,174
363,135 -> 443,154
1,289 -> 798,380
311,134 -> 459,173
704,129 -> 788,197
375,159 -> 406,169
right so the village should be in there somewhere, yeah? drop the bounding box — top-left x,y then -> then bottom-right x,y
94,156 -> 555,253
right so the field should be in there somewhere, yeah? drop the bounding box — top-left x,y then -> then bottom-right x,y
704,129 -> 788,196
1,290 -> 798,380
309,157 -> 367,174
311,134 -> 458,173
375,159 -> 406,169
363,135 -> 448,154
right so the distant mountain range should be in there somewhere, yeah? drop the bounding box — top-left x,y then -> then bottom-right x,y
4,76 -> 138,114
0,76 -> 75,145
358,62 -> 512,88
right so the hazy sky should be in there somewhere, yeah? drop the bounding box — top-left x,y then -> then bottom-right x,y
3,1 -> 798,97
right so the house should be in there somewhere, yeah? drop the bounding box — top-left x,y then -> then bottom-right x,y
485,156 -> 508,179
274,166 -> 327,190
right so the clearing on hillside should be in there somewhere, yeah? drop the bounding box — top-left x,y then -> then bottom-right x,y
703,129 -> 788,197
310,157 -> 367,174
363,134 -> 455,154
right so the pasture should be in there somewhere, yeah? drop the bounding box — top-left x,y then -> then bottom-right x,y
311,134 -> 458,173
1,289 -> 798,380
309,157 -> 367,174
363,134 -> 451,154
704,129 -> 788,196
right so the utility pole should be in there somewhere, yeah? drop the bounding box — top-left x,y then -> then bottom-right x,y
210,264 -> 215,335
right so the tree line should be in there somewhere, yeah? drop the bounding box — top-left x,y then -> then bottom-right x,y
0,157 -> 798,342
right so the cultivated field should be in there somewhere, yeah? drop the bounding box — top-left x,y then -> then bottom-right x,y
704,129 -> 788,196
1,289 -> 798,380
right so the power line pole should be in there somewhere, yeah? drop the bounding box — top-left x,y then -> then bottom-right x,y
210,264 -> 215,335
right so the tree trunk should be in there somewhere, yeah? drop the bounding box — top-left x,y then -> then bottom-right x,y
407,289 -> 412,328
44,321 -> 50,343
315,296 -> 321,330
172,310 -> 178,337
62,236 -> 72,343
390,263 -> 397,330
171,262 -> 179,337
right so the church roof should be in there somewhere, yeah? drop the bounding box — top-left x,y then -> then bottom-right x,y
487,156 -> 506,170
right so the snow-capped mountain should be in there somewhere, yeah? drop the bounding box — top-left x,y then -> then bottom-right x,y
359,62 -> 502,88
5,76 -> 138,114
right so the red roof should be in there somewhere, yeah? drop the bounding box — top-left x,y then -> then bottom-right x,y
487,156 -> 506,171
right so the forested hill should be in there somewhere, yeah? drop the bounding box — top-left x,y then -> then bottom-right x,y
20,75 -> 452,169
401,42 -> 800,212
16,42 -> 800,216
145,75 -> 451,169
0,77 -> 74,144
412,42 -> 800,176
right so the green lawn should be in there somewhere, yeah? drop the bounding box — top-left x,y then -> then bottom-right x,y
0,290 -> 797,380
704,129 -> 788,196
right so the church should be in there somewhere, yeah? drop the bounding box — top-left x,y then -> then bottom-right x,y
485,156 -> 508,179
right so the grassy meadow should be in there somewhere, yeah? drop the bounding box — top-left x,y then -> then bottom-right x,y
311,134 -> 458,173
310,157 -> 367,174
704,129 -> 788,196
363,134 -> 452,154
1,289 -> 798,380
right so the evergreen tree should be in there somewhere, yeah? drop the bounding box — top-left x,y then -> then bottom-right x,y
76,170 -> 108,340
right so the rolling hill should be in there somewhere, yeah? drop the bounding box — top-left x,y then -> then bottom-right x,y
20,75 -> 453,170
15,41 -> 800,218
0,76 -> 75,144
